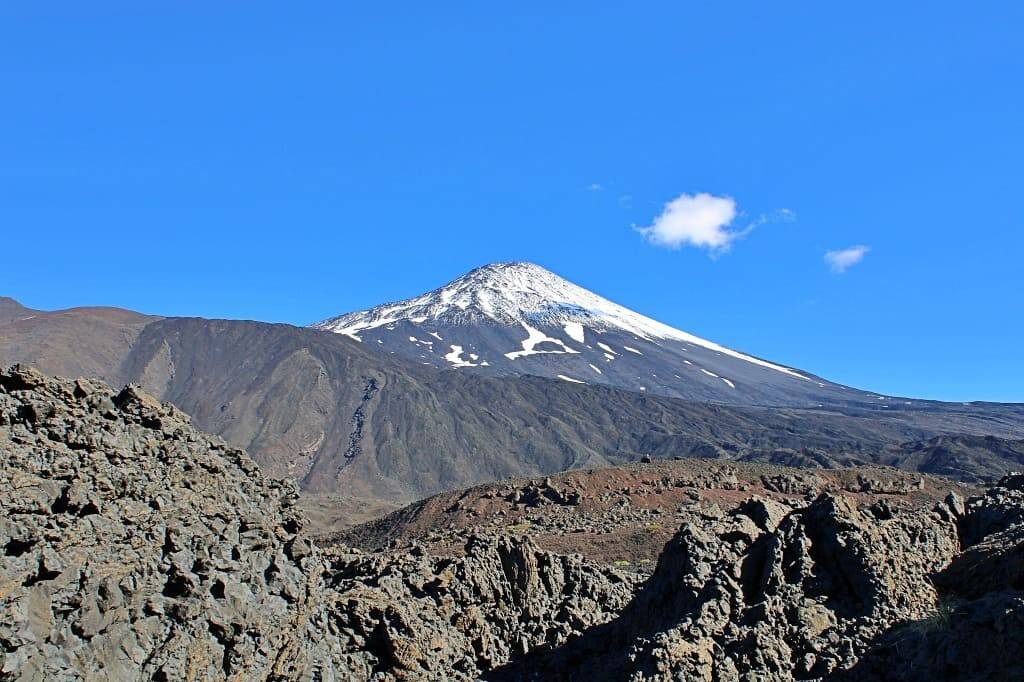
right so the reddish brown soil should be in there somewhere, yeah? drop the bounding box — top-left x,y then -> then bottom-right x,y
326,460 -> 978,571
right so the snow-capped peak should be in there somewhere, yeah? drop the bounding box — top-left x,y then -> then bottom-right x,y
313,262 -> 808,380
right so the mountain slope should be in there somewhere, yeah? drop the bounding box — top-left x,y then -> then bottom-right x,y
0,297 -> 157,381
314,262 -> 902,407
3,297 -> 1024,525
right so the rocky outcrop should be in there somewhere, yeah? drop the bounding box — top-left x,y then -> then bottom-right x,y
0,366 -> 635,680
320,536 -> 637,679
488,491 -> 959,680
833,474 -> 1024,681
3,365 -> 1024,680
0,365 -> 335,679
478,477 -> 1024,680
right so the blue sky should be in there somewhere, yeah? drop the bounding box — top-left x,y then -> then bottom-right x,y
2,3 -> 1021,402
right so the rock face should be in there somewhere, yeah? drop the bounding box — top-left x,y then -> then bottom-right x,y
2,365 -> 1024,680
480,480 -> 1024,681
0,365 -> 333,679
320,536 -> 637,679
836,478 -> 1024,682
0,366 -> 634,680
482,493 -> 960,680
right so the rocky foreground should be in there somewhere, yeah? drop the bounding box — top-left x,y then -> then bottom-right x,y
2,365 -> 1023,680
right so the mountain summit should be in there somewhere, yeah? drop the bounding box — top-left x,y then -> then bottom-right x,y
314,262 -> 875,406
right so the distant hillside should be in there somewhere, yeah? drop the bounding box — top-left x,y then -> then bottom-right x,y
3,296 -> 1024,525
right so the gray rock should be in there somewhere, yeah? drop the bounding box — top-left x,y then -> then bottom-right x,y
3,365 -> 1024,681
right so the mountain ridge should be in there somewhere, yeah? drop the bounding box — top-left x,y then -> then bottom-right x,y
3,293 -> 1024,526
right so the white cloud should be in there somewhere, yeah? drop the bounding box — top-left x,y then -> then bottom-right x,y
586,182 -> 603,191
824,245 -> 870,273
636,192 -> 739,251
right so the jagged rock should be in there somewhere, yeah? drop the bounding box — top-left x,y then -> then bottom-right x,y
507,480 -> 582,508
0,366 -> 636,680
486,492 -> 961,680
3,365 -> 1024,681
0,366 -> 338,679
828,474 -> 1024,681
936,524 -> 1024,598
731,497 -> 791,532
959,477 -> 1024,546
321,535 -> 637,679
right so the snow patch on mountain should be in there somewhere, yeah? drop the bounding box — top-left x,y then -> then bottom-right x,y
444,345 -> 480,367
563,321 -> 585,343
505,322 -> 579,360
